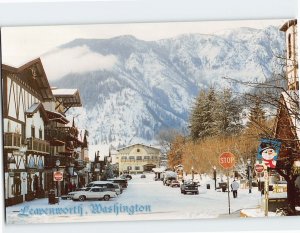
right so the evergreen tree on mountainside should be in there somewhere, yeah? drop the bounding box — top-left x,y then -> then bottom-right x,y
190,87 -> 219,141
189,87 -> 243,141
247,99 -> 266,129
215,88 -> 243,135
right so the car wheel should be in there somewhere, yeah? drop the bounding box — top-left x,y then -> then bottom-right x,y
103,195 -> 110,201
78,195 -> 86,201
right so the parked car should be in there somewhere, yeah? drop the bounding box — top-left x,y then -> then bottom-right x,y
180,182 -> 199,195
68,187 -> 117,201
107,178 -> 128,189
141,174 -> 146,178
86,181 -> 122,195
170,180 -> 180,188
120,174 -> 132,180
164,177 -> 176,186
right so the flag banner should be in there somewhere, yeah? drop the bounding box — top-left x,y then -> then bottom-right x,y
257,138 -> 282,169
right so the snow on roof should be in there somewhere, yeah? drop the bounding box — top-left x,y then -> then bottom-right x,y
52,88 -> 78,96
25,103 -> 40,114
152,167 -> 166,173
117,143 -> 161,152
164,171 -> 177,178
281,91 -> 300,140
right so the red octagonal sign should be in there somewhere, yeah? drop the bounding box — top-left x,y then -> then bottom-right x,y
219,152 -> 235,169
53,171 -> 63,181
255,164 -> 264,173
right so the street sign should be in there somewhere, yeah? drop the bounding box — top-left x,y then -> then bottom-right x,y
219,152 -> 235,169
53,171 -> 63,181
255,164 -> 264,173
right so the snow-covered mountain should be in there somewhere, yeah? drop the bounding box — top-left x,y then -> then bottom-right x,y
46,26 -> 284,147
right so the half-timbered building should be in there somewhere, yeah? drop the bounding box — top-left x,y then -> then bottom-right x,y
2,58 -> 53,206
2,58 -> 89,205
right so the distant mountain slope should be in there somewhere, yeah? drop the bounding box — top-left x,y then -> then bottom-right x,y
47,26 -> 284,147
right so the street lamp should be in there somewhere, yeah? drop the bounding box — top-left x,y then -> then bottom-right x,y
191,166 -> 194,182
55,159 -> 60,196
213,166 -> 217,190
247,158 -> 252,194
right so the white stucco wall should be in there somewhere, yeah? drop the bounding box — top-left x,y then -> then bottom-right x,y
25,110 -> 45,139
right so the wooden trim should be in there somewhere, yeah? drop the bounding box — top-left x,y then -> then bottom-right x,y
5,115 -> 25,125
6,72 -> 43,101
2,75 -> 8,117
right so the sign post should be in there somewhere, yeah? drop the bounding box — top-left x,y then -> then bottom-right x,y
255,163 -> 264,195
256,138 -> 282,217
219,152 -> 235,215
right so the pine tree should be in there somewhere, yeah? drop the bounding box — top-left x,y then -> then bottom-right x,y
190,87 -> 218,141
247,99 -> 266,128
189,87 -> 242,140
215,88 -> 243,135
190,90 -> 206,141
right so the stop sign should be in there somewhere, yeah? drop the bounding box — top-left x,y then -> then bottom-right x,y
255,164 -> 264,173
219,152 -> 235,169
53,171 -> 63,181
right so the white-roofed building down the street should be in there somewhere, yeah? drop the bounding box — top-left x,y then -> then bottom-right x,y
117,143 -> 161,175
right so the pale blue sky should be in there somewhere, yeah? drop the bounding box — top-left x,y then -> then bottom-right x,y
2,19 -> 287,67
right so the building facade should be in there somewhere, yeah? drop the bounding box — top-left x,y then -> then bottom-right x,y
2,59 -> 53,206
280,19 -> 298,90
117,144 -> 161,174
2,58 -> 89,206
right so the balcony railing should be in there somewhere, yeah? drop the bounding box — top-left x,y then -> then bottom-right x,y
45,127 -> 68,143
27,137 -> 50,154
4,132 -> 22,148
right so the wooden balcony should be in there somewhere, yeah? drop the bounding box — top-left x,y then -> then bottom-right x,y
27,137 -> 50,154
3,132 -> 22,148
75,159 -> 86,170
45,127 -> 67,146
44,156 -> 69,168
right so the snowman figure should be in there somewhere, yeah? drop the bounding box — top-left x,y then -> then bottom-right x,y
260,143 -> 278,168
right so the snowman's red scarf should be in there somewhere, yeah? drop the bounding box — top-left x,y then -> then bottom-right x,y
263,158 -> 276,168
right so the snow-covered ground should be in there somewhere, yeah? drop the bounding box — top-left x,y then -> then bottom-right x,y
6,173 -> 270,224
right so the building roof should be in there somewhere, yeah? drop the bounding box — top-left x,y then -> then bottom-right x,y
2,58 -> 53,101
25,102 -> 49,122
280,19 -> 297,32
45,110 -> 69,124
52,88 -> 82,108
117,143 -> 161,153
280,91 -> 300,140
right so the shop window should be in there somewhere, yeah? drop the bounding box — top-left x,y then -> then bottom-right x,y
13,173 -> 21,196
39,128 -> 43,139
27,174 -> 32,192
7,120 -> 11,132
31,126 -> 35,138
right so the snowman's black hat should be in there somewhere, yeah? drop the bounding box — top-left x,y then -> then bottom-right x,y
260,142 -> 276,154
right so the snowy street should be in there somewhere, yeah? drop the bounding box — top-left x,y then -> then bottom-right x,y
5,173 -> 266,224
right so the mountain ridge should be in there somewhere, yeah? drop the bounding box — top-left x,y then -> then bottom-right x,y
48,26 -> 284,147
